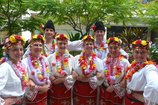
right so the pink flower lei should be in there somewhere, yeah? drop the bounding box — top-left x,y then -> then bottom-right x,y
28,54 -> 50,85
104,55 -> 124,84
52,50 -> 70,76
8,61 -> 29,90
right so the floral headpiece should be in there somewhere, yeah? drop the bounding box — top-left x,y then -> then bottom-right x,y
31,34 -> 45,44
132,39 -> 149,49
82,35 -> 94,42
9,35 -> 25,44
4,35 -> 25,49
106,37 -> 121,45
55,34 -> 69,40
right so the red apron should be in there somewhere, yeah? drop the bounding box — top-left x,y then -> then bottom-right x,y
48,83 -> 71,105
73,81 -> 97,105
125,93 -> 144,105
100,85 -> 123,105
25,92 -> 47,105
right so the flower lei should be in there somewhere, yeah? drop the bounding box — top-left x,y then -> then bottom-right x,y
79,51 -> 97,77
94,41 -> 106,51
104,55 -> 124,84
28,54 -> 50,85
52,50 -> 69,76
8,61 -> 29,90
124,60 -> 154,81
44,39 -> 56,57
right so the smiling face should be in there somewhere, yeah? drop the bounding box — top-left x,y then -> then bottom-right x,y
133,48 -> 148,63
30,40 -> 43,57
108,44 -> 120,57
83,40 -> 94,53
7,44 -> 24,63
94,30 -> 105,43
44,28 -> 56,40
56,39 -> 68,53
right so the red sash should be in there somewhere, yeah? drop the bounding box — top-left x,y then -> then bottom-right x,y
73,81 -> 97,105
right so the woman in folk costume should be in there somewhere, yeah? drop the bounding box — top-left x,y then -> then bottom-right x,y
73,35 -> 104,105
100,37 -> 130,105
47,34 -> 77,105
0,35 -> 33,105
123,39 -> 158,105
22,34 -> 51,105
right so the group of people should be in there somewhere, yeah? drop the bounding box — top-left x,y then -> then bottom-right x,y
0,20 -> 158,105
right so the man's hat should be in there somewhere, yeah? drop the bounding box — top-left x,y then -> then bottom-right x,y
92,21 -> 105,32
44,20 -> 55,31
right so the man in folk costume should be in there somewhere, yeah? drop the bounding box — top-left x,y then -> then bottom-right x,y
23,20 -> 82,58
73,35 -> 104,105
123,39 -> 158,105
92,21 -> 128,60
0,35 -> 34,105
47,34 -> 77,105
100,37 -> 130,105
22,34 -> 51,105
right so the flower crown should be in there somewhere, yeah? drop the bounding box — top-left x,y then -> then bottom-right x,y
132,39 -> 149,49
55,34 -> 69,40
106,37 -> 121,45
9,35 -> 25,44
82,35 -> 94,41
31,34 -> 45,43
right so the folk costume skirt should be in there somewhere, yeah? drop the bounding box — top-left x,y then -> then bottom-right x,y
73,81 -> 97,105
48,83 -> 71,105
100,85 -> 123,105
25,92 -> 47,105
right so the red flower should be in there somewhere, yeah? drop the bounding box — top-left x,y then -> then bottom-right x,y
38,35 -> 43,39
31,71 -> 35,75
136,40 -> 141,45
92,25 -> 96,31
52,63 -> 56,66
60,34 -> 64,39
15,35 -> 22,41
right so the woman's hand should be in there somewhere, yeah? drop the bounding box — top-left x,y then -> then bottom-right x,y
38,84 -> 50,94
106,85 -> 114,92
72,71 -> 78,79
28,79 -> 36,90
96,72 -> 104,80
52,77 -> 65,85
50,75 -> 56,82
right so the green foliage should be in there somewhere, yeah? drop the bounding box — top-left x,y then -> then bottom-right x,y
140,0 -> 158,30
0,0 -> 30,35
68,32 -> 81,41
149,44 -> 158,63
119,28 -> 147,50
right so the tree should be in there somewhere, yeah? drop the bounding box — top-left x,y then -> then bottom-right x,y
29,0 -> 142,36
0,0 -> 31,35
